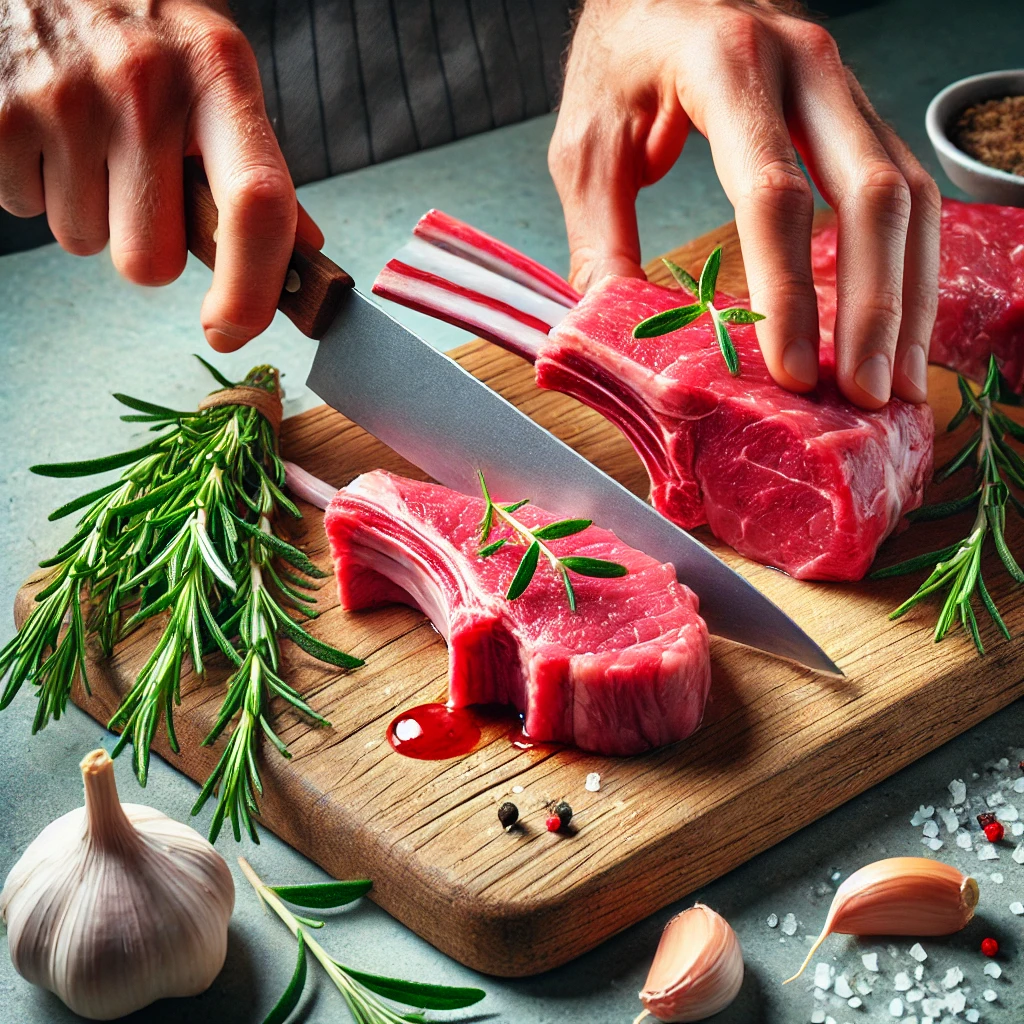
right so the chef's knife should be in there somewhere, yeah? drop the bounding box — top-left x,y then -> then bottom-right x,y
185,164 -> 841,675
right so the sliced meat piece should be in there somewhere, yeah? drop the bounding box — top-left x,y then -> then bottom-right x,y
323,470 -> 711,755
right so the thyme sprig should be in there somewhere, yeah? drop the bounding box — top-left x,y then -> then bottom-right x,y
632,247 -> 765,376
476,472 -> 627,611
238,858 -> 485,1024
871,356 -> 1024,653
0,360 -> 362,841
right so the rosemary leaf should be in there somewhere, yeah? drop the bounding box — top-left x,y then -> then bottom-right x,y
906,489 -> 982,523
699,245 -> 722,305
271,880 -> 373,910
532,518 -> 592,541
31,438 -> 169,478
718,308 -> 766,324
262,930 -> 307,1024
507,540 -> 541,600
559,556 -> 629,578
662,258 -> 699,295
632,303 -> 705,339
340,966 -> 486,1011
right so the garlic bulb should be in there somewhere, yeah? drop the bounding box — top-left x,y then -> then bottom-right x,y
1,749 -> 234,1020
636,903 -> 744,1023
786,856 -> 978,983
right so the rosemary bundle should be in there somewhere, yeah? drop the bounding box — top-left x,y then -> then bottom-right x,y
872,356 -> 1024,652
0,359 -> 361,841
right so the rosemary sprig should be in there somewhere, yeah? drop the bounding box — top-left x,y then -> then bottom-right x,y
871,356 -> 1024,653
0,359 -> 362,841
238,858 -> 485,1024
476,472 -> 627,611
632,247 -> 765,376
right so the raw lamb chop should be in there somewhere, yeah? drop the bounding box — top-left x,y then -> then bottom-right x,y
315,468 -> 711,756
812,197 -> 1024,392
373,211 -> 933,581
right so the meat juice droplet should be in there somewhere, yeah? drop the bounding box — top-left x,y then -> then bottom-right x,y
386,703 -> 481,760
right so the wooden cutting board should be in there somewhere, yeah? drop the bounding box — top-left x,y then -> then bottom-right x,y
15,221 -> 1024,978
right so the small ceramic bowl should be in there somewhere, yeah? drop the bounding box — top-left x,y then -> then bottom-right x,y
925,69 -> 1024,206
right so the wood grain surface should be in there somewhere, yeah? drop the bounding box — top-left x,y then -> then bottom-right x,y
16,220 -> 1024,977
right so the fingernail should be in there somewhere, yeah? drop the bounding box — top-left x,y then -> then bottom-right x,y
901,344 -> 928,398
854,353 -> 892,404
782,339 -> 818,387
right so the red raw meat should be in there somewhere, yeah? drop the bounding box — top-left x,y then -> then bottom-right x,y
374,212 -> 934,581
321,470 -> 711,755
812,198 -> 1024,392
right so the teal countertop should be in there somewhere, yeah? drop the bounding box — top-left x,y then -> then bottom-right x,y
2,1 -> 1024,1021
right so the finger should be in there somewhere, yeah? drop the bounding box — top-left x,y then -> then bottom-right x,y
548,109 -> 647,292
0,101 -> 45,218
188,26 -> 296,351
785,25 -> 911,409
847,75 -> 940,404
696,23 -> 819,392
296,202 -> 324,249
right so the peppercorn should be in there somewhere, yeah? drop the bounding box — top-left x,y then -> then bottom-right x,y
553,800 -> 573,828
545,814 -> 562,832
977,811 -> 998,829
983,821 -> 1005,843
498,801 -> 519,831
981,937 -> 999,957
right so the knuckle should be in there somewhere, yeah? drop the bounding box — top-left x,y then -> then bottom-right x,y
743,159 -> 813,216
862,289 -> 903,324
719,12 -> 768,65
908,168 -> 941,219
228,165 -> 295,227
855,162 -> 911,219
195,22 -> 255,82
111,38 -> 173,123
795,22 -> 841,67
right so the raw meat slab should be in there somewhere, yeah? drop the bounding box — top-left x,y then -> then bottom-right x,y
14,221 -> 1024,977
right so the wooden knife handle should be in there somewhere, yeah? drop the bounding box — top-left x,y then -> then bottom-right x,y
184,159 -> 353,340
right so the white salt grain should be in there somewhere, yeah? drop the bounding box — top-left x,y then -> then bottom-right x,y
990,871 -> 1004,883
889,997 -> 904,1017
584,772 -> 601,792
1012,821 -> 1024,836
943,966 -> 964,989
814,963 -> 832,991
983,961 -> 1002,979
922,997 -> 945,1016
956,830 -> 974,850
987,791 -> 1006,807
766,913 -> 779,928
983,988 -> 998,1002
834,974 -> 853,999
922,819 -> 940,838
906,988 -> 924,1002
915,964 -> 925,981
978,844 -> 999,861
946,989 -> 967,1014
512,785 -> 524,794
781,913 -> 798,935
949,779 -> 967,804
1014,776 -> 1024,793
811,1010 -> 826,1024
921,837 -> 944,852
825,1018 -> 836,1024
1013,842 -> 1024,864
1009,900 -> 1024,914
966,1010 -> 981,1023
862,952 -> 880,972
996,804 -> 1019,821
894,971 -> 912,991
909,942 -> 928,962
856,977 -> 873,995
940,807 -> 960,833
847,997 -> 863,1009
911,805 -> 936,825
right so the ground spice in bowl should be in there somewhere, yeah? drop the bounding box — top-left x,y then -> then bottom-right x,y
953,94 -> 1024,178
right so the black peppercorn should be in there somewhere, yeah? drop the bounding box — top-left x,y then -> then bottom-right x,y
978,811 -> 998,828
498,801 -> 519,830
553,800 -> 573,828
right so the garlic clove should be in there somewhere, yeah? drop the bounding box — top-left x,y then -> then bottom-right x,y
785,857 -> 978,983
637,903 -> 744,1023
1,749 -> 235,1020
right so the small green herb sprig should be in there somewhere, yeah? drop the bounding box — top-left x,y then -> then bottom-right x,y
476,472 -> 627,612
0,360 -> 362,842
632,247 -> 765,376
871,356 -> 1024,653
239,858 -> 485,1024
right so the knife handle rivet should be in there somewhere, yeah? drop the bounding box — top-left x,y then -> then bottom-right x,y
285,269 -> 301,294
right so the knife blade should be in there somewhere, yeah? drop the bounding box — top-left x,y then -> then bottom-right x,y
183,162 -> 840,675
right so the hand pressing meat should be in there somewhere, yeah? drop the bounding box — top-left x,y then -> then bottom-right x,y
0,0 -> 321,352
551,0 -> 942,410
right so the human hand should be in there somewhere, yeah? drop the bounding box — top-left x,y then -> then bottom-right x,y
549,0 -> 940,408
0,0 -> 322,351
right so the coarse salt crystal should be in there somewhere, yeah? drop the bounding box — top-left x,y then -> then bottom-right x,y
831,870 -> 841,882
921,837 -> 944,851
1013,842 -> 1024,864
911,805 -> 935,825
946,989 -> 966,1014
956,830 -> 973,849
966,1010 -> 980,1023
1014,777 -> 1024,793
922,997 -> 945,1016
1000,757 -> 1010,767
940,807 -> 960,833
1012,821 -> 1024,836
1009,900 -> 1024,914
584,772 -> 601,792
996,804 -> 1019,821
814,963 -> 832,990
909,943 -> 928,962
848,997 -> 863,1009
781,913 -> 797,935
813,986 -> 827,1002
825,1018 -> 836,1024
990,871 -> 1004,883
766,913 -> 779,928
978,844 -> 999,861
862,953 -> 879,972
943,966 -> 963,989
811,1010 -> 825,1024
906,988 -> 924,1002
856,977 -> 873,995
983,988 -> 998,1001
512,785 -> 524,794
922,819 -> 940,838
983,961 -> 1002,979
949,779 -> 967,804
987,791 -> 1006,807
915,964 -> 924,981
834,974 -> 853,999
894,971 -> 912,991
889,997 -> 904,1017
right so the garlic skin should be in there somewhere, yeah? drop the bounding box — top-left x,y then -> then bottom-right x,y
1,749 -> 235,1020
638,903 -> 744,1023
786,857 -> 978,982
